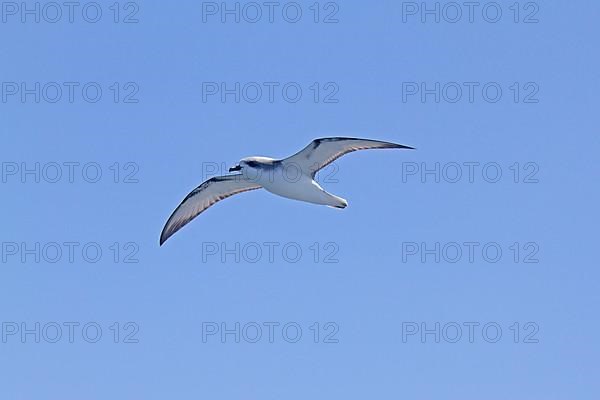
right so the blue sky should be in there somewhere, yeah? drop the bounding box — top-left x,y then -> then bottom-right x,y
1,1 -> 599,398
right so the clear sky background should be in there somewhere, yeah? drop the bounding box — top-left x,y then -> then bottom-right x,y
1,1 -> 598,398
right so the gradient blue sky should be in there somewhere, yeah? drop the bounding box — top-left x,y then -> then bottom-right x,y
1,1 -> 599,398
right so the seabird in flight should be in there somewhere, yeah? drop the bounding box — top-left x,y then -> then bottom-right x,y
160,137 -> 414,245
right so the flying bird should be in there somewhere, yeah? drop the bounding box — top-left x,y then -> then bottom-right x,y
160,137 -> 414,245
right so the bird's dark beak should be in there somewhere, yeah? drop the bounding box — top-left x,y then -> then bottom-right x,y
229,165 -> 241,172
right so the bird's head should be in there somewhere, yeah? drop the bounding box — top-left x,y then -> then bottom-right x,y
229,157 -> 273,173
229,158 -> 250,172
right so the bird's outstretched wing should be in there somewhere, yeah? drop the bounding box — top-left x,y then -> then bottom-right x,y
160,175 -> 262,245
283,137 -> 414,177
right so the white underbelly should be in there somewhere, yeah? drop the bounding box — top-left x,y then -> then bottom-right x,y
262,174 -> 339,206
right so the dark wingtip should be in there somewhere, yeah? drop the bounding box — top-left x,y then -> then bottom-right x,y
396,144 -> 416,150
159,231 -> 168,246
